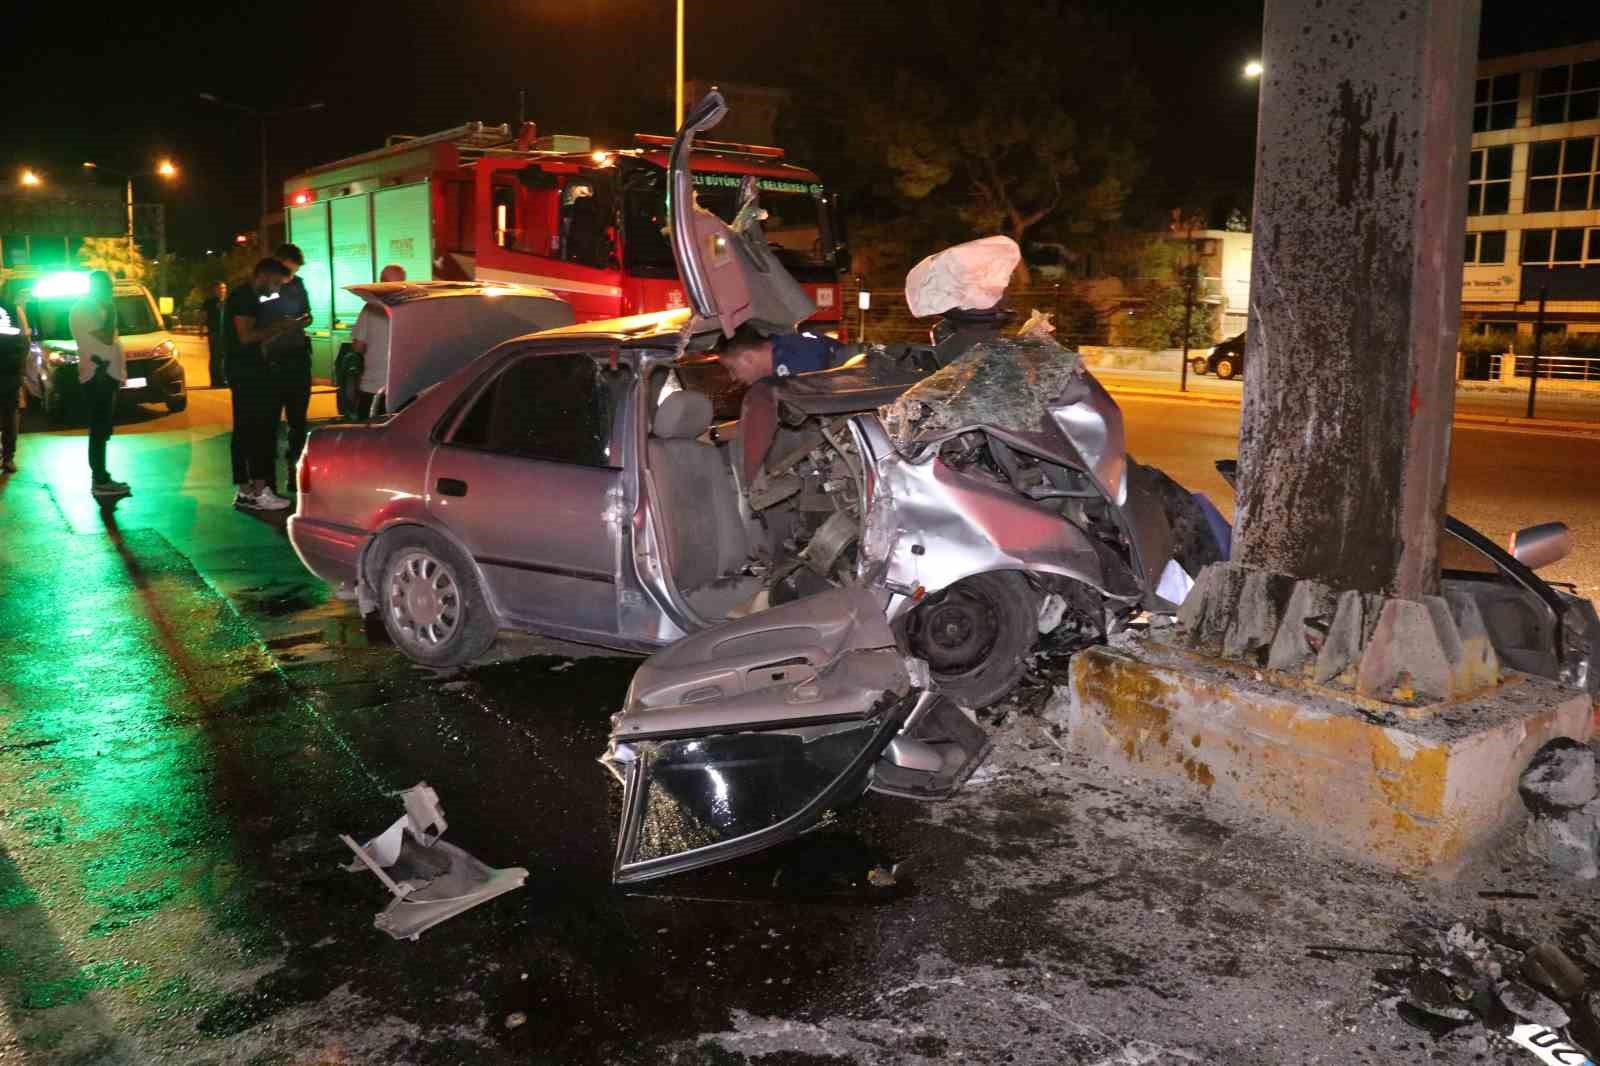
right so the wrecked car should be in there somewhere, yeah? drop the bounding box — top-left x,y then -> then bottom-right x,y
290,92 -> 1218,721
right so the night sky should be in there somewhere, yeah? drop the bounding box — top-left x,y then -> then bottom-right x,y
6,0 -> 1596,254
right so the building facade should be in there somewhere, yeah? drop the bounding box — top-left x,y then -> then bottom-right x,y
1463,42 -> 1600,344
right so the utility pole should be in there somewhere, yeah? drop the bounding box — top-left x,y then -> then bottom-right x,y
199,95 -> 326,233
675,0 -> 686,127
1526,287 -> 1548,419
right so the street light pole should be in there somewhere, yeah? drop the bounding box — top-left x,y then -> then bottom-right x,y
126,178 -> 135,255
675,0 -> 685,127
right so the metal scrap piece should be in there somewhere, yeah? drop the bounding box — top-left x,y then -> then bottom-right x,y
341,782 -> 528,942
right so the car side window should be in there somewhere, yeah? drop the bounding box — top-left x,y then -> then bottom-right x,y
450,352 -> 621,468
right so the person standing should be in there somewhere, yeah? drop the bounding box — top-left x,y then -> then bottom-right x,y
70,271 -> 130,498
225,258 -> 303,511
351,263 -> 406,419
203,281 -> 229,387
259,243 -> 312,492
0,299 -> 24,474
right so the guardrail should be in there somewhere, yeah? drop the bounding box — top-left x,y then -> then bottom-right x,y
1487,352 -> 1600,387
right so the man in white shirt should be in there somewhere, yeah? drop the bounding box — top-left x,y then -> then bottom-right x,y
351,263 -> 405,419
69,271 -> 130,498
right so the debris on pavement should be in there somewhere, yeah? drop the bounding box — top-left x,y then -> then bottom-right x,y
340,782 -> 528,941
1361,918 -> 1600,1061
1518,739 -> 1600,880
866,865 -> 897,889
504,1011 -> 528,1031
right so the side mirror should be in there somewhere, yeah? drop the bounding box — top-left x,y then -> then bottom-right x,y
1510,522 -> 1571,570
164,314 -> 178,330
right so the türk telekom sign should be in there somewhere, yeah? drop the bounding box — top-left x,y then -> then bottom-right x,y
1463,265 -> 1520,302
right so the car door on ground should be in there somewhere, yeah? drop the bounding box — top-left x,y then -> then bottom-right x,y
428,350 -> 632,637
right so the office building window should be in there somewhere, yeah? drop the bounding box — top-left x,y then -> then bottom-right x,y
1533,60 -> 1600,125
1467,146 -> 1512,216
1464,231 -> 1507,264
1473,74 -> 1521,132
1522,227 -> 1600,267
1526,137 -> 1599,213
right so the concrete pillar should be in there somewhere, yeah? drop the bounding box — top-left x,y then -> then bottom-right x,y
1234,0 -> 1480,600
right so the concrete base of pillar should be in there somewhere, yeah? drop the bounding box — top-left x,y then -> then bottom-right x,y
1065,639 -> 1593,874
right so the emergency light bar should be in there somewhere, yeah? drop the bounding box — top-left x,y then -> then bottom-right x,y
633,133 -> 784,159
30,272 -> 91,299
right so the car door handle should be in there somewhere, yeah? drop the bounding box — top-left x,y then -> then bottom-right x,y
437,477 -> 468,498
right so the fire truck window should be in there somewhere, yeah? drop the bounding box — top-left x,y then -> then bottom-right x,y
561,174 -> 615,271
451,352 -> 621,468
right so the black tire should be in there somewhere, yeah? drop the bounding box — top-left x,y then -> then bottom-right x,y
1190,357 -> 1210,376
901,571 -> 1040,709
166,394 -> 188,414
372,527 -> 497,668
1214,356 -> 1238,380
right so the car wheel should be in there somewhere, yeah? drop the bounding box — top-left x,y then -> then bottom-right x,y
1214,356 -> 1238,380
166,394 -> 188,413
375,528 -> 497,668
1190,357 -> 1210,376
902,571 -> 1039,709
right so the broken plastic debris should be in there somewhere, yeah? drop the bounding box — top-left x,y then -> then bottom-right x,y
341,782 -> 528,942
1015,309 -> 1056,339
903,236 -> 1021,318
866,866 -> 897,888
1155,559 -> 1195,606
1508,1024 -> 1597,1066
1037,593 -> 1068,635
505,1011 -> 528,1030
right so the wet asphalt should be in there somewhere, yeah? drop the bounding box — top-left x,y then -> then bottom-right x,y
5,371 -> 1600,1063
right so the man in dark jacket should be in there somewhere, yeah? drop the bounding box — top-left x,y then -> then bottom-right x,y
258,243 -> 313,492
203,281 -> 229,387
0,299 -> 24,473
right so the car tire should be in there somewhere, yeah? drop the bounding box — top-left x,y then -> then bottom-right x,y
1190,357 -> 1210,376
373,528 -> 497,668
1214,356 -> 1238,380
901,570 -> 1040,709
166,394 -> 188,414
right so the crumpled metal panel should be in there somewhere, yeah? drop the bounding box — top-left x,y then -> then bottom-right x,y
877,336 -> 1128,506
880,337 -> 1088,451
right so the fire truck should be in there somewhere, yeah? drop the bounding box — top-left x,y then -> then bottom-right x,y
282,122 -> 848,377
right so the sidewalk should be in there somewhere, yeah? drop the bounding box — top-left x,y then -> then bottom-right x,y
1094,367 -> 1600,436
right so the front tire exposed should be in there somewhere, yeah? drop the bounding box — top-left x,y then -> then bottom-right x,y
166,394 -> 189,414
1214,356 -> 1238,380
902,571 -> 1040,709
1190,357 -> 1210,376
373,528 -> 497,668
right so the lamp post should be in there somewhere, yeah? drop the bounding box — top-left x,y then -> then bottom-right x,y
82,159 -> 178,255
198,94 -> 326,228
19,169 -> 42,187
1243,59 -> 1264,79
675,0 -> 685,127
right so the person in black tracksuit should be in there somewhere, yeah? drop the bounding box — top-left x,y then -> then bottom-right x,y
258,243 -> 313,493
225,258 -> 304,511
203,281 -> 228,387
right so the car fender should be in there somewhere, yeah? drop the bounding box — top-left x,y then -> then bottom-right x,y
359,513 -> 507,625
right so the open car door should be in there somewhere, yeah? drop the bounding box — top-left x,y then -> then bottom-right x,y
601,588 -> 991,883
668,91 -> 815,340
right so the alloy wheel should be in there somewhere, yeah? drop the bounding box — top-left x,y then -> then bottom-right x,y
385,548 -> 463,652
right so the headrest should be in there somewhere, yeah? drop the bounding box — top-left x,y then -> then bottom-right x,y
653,390 -> 714,440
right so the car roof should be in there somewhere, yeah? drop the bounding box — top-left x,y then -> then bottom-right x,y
519,307 -> 703,350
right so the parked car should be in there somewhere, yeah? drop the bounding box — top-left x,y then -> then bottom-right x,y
12,273 -> 187,421
1191,330 -> 1246,380
289,92 -> 1221,714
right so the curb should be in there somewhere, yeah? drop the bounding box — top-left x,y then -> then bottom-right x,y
1101,384 -> 1600,436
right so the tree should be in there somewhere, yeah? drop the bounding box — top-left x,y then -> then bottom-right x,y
77,238 -> 148,282
781,2 -> 1151,286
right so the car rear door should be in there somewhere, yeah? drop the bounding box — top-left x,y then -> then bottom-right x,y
427,348 -> 633,637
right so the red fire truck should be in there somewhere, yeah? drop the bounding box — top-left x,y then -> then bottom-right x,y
282,122 -> 848,377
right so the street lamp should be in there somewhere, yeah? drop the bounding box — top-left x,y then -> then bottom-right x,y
675,0 -> 685,127
19,169 -> 42,187
82,159 -> 179,255
199,93 -> 326,229
1244,60 -> 1264,79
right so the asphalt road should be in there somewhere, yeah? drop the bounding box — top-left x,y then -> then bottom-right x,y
3,342 -> 1599,1064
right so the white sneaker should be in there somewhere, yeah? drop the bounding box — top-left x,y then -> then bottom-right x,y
240,488 -> 292,512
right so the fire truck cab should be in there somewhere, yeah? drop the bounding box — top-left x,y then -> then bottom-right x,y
284,123 -> 847,378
